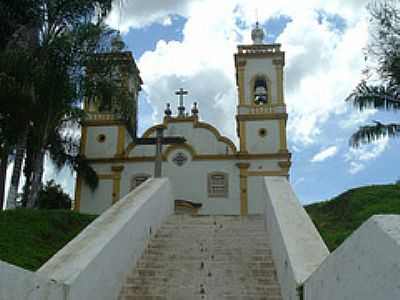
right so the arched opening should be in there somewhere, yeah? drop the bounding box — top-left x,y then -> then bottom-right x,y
253,77 -> 268,105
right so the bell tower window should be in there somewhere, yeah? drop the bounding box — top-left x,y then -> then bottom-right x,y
254,77 -> 268,105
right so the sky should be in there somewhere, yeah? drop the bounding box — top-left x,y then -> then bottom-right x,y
3,0 -> 400,208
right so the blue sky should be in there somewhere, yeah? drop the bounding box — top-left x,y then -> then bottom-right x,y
5,0 -> 398,208
109,1 -> 399,205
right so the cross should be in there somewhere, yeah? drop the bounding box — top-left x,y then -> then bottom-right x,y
134,128 -> 186,178
175,88 -> 189,117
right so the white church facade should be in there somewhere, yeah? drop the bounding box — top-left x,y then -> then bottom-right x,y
75,24 -> 291,215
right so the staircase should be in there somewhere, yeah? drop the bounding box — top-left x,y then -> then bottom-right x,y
119,214 -> 282,300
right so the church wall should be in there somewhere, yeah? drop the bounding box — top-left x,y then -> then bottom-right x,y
245,120 -> 280,154
118,159 -> 241,215
80,178 -> 113,215
78,156 -> 287,216
247,176 -> 268,214
86,126 -> 119,158
130,122 -> 235,157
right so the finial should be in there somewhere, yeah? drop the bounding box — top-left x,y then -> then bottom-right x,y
191,102 -> 199,116
111,31 -> 125,52
251,22 -> 265,44
164,103 -> 172,117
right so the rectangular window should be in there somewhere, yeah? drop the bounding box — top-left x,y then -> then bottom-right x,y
208,172 -> 228,198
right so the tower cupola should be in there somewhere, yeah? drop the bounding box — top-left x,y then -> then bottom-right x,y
251,22 -> 265,44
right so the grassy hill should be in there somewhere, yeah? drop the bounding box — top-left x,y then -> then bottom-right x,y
305,184 -> 400,252
0,209 -> 96,271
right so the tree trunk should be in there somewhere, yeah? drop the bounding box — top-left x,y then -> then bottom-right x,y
21,141 -> 35,207
26,149 -> 44,208
6,132 -> 27,209
0,150 -> 9,210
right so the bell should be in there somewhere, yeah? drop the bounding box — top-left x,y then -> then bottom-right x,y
254,86 -> 268,104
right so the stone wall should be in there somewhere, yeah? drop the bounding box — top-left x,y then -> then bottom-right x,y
263,177 -> 329,300
0,178 -> 173,300
304,215 -> 400,300
0,261 -> 64,300
38,178 -> 173,300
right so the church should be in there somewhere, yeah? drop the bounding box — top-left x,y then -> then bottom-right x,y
74,23 -> 291,215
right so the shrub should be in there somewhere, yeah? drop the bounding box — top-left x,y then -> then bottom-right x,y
37,180 -> 72,209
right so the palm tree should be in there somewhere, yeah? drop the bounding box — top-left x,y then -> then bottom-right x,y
0,0 -> 127,208
346,1 -> 400,147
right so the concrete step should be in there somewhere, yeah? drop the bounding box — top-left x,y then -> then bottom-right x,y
119,214 -> 282,300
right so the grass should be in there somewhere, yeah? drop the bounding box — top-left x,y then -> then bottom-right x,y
0,209 -> 96,271
305,184 -> 400,252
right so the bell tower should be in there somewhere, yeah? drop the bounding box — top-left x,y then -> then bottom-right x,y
80,35 -> 143,160
234,23 -> 288,155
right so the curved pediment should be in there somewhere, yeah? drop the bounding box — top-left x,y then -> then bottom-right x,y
125,116 -> 237,157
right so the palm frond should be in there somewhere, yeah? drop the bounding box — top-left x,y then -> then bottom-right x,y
351,121 -> 400,147
346,80 -> 400,111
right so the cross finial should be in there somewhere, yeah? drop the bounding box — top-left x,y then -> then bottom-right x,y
175,88 -> 189,117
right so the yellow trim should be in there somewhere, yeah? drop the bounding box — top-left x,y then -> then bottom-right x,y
125,117 -> 237,157
279,119 -> 288,152
239,121 -> 247,153
238,103 -> 285,108
116,126 -> 125,157
273,59 -> 285,104
236,52 -> 284,59
98,174 -> 116,180
278,161 -> 291,169
237,62 -> 246,105
74,176 -> 82,211
111,165 -> 124,172
194,121 -> 237,153
82,120 -> 126,127
164,143 -> 197,158
142,124 -> 167,138
87,152 -> 291,164
111,165 -> 124,204
112,174 -> 121,204
247,170 -> 288,176
236,162 -> 250,216
165,116 -> 198,123
80,126 -> 88,155
236,113 -> 288,121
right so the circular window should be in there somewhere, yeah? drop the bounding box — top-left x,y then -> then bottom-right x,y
258,128 -> 267,137
172,152 -> 188,166
97,134 -> 106,143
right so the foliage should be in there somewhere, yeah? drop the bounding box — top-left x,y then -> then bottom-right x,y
0,209 -> 96,270
0,0 -> 129,207
36,180 -> 72,210
346,0 -> 400,147
305,184 -> 400,251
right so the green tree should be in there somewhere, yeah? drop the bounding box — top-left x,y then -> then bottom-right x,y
346,0 -> 400,147
36,180 -> 72,210
0,0 -> 127,208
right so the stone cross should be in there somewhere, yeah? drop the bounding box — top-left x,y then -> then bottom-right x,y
175,88 -> 189,117
135,128 -> 186,178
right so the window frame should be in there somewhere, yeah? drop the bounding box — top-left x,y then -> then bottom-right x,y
208,172 -> 229,198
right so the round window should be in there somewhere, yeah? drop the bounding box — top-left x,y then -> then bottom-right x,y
258,128 -> 267,137
97,134 -> 106,143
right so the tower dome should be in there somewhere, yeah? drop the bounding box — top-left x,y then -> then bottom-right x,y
251,22 -> 265,44
111,31 -> 125,52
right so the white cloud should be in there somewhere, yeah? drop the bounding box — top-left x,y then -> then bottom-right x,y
107,0 -> 202,32
339,108 -> 377,129
108,0 -> 371,147
345,137 -> 389,174
311,146 -> 338,162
